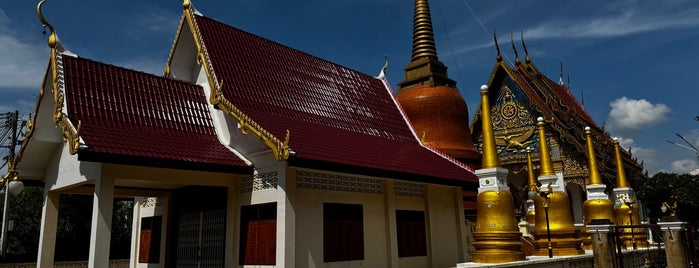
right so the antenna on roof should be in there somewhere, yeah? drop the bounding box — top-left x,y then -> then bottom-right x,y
510,33 -> 520,65
521,31 -> 530,64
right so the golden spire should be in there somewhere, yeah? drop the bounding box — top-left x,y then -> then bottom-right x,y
521,31 -> 531,64
398,0 -> 455,91
536,117 -> 554,176
584,126 -> 603,185
613,138 -> 630,188
183,0 -> 191,9
526,147 -> 537,192
412,0 -> 437,60
37,0 -> 56,49
480,85 -> 500,168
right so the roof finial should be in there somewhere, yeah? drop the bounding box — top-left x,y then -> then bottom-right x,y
411,0 -> 438,60
37,0 -> 56,49
494,29 -> 502,62
376,55 -> 389,79
183,0 -> 191,9
521,31 -> 530,64
510,33 -> 520,65
559,62 -> 564,85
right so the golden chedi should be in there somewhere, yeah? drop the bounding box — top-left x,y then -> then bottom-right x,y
396,0 -> 480,168
581,126 -> 615,250
531,117 -> 583,256
471,85 -> 525,263
612,138 -> 648,249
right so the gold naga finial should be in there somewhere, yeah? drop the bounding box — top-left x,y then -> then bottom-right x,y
612,137 -> 630,188
37,0 -> 57,49
480,85 -> 500,169
584,126 -> 603,185
521,31 -> 530,64
526,147 -> 537,192
494,29 -> 502,62
536,117 -> 554,176
183,0 -> 191,9
510,33 -> 520,65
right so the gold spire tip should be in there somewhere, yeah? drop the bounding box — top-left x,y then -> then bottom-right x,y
37,0 -> 56,49
183,0 -> 191,9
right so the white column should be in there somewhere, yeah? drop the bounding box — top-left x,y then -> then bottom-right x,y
36,190 -> 59,268
225,181 -> 240,268
276,167 -> 295,267
453,187 -> 467,262
88,176 -> 115,267
424,185 -> 436,267
129,197 -> 142,268
383,180 -> 398,268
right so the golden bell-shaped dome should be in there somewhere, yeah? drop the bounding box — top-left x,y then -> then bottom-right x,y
397,85 -> 481,166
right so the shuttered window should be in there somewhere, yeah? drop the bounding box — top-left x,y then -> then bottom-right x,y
323,203 -> 364,262
138,216 -> 162,263
239,203 -> 277,265
396,210 -> 427,257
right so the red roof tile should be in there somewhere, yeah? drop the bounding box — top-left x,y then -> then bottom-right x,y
194,15 -> 476,184
61,55 -> 251,172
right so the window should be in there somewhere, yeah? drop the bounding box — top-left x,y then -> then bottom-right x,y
139,216 -> 162,263
396,210 -> 427,257
323,203 -> 364,262
239,203 -> 277,265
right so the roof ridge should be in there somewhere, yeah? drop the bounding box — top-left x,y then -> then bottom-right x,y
64,54 -> 197,88
193,14 -> 380,82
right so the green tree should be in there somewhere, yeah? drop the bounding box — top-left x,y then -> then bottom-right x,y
635,172 -> 699,225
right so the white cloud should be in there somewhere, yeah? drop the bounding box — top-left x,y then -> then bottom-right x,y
606,97 -> 670,136
0,8 -> 48,90
523,2 -> 699,40
670,159 -> 699,174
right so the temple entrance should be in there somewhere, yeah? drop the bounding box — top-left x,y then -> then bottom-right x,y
171,186 -> 228,267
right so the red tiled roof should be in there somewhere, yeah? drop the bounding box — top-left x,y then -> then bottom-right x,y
194,15 -> 476,184
61,55 -> 251,172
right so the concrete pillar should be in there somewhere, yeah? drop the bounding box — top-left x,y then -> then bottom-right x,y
587,219 -> 615,268
88,176 -> 115,268
129,197 -> 141,268
37,191 -> 59,268
658,221 -> 689,268
276,168 -> 295,267
383,180 -> 399,268
225,182 -> 240,268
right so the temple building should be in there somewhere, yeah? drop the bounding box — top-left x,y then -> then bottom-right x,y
469,34 -> 645,226
8,0 -> 480,267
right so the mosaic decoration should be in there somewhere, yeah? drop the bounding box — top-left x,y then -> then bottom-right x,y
296,170 -> 383,194
394,181 -> 425,197
490,78 -> 538,158
240,171 -> 279,193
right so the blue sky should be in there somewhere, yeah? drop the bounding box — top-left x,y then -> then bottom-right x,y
1,0 -> 698,176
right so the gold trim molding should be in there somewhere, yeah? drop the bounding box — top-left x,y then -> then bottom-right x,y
178,2 -> 292,161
